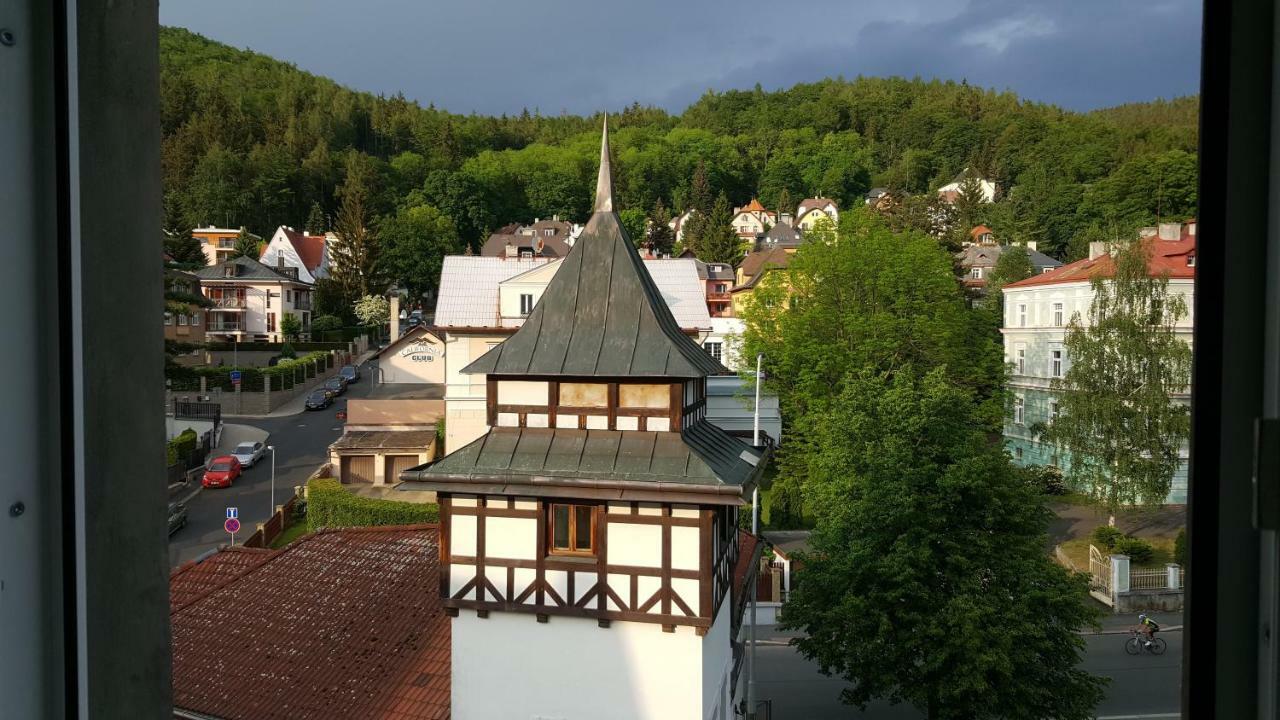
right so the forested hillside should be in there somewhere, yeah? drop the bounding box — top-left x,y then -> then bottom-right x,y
161,26 -> 1199,263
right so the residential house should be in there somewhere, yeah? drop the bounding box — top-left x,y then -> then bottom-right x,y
480,216 -> 577,258
329,398 -> 442,486
397,122 -> 766,720
669,208 -> 696,245
937,168 -> 997,204
731,198 -> 775,239
192,225 -> 262,266
864,187 -> 889,205
432,253 -> 714,453
195,256 -> 314,343
169,527 -> 450,720
1001,221 -> 1196,503
958,241 -> 1062,291
693,259 -> 742,371
372,324 -> 447,385
257,225 -> 331,284
756,215 -> 803,251
163,267 -> 206,345
730,246 -> 792,317
795,197 -> 839,231
968,224 -> 996,246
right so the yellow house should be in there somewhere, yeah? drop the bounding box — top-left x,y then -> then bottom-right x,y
192,225 -> 262,266
730,246 -> 794,316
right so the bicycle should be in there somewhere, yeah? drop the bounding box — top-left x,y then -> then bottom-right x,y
1125,629 -> 1167,655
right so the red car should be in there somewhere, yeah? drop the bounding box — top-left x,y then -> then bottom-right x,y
202,455 -> 242,488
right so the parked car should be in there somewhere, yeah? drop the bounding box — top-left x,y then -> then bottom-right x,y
324,377 -> 348,396
231,441 -> 267,467
202,456 -> 242,488
339,364 -> 360,383
167,501 -> 188,536
305,390 -> 332,410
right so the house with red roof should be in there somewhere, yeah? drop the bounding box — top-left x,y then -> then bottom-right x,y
1000,221 -> 1196,503
258,225 -> 333,284
731,198 -> 776,239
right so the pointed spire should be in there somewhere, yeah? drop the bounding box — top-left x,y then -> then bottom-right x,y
593,115 -> 613,213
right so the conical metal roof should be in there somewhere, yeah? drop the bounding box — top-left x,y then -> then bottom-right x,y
462,118 -> 726,378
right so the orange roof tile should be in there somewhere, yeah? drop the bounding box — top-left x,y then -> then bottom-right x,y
1006,236 -> 1195,289
282,228 -> 327,273
170,526 -> 450,720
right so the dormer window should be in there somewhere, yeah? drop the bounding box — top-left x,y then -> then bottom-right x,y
223,265 -> 235,278
1188,253 -> 1196,267
548,503 -> 596,557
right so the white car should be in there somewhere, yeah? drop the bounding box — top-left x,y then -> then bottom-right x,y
230,441 -> 267,468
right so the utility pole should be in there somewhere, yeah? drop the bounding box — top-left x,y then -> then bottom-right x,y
268,446 -> 276,515
748,351 -> 763,720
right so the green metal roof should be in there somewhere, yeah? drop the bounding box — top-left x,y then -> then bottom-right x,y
462,120 -> 726,379
400,425 -> 764,499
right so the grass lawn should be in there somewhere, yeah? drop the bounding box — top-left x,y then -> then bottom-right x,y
269,521 -> 309,549
1058,536 -> 1176,572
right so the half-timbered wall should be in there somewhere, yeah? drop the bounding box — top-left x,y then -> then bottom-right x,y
440,494 -> 739,633
486,376 -> 716,435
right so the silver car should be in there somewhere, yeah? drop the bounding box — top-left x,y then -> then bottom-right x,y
230,441 -> 267,467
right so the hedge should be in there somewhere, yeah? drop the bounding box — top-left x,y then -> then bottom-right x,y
205,341 -> 349,352
166,351 -> 334,391
306,478 -> 439,531
167,428 -> 197,466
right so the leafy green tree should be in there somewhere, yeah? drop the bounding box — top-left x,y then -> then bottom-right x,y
305,202 -> 328,233
619,208 -> 648,247
982,244 -> 1034,315
280,313 -> 302,341
352,294 -> 390,327
694,193 -> 743,265
784,369 -> 1106,720
378,203 -> 462,303
331,154 -> 382,296
1039,238 -> 1192,521
164,231 -> 206,268
646,199 -> 675,255
310,314 -> 343,335
230,228 -> 260,260
313,278 -> 355,324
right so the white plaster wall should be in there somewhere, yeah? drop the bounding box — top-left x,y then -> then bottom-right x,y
452,515 -> 477,556
607,523 -> 662,567
485,517 -> 537,560
671,526 -> 700,571
701,600 -> 732,719
498,380 -> 549,405
445,402 -> 488,454
382,334 -> 445,383
452,613 -> 707,720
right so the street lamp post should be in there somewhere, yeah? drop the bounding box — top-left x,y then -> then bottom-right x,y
267,446 -> 276,514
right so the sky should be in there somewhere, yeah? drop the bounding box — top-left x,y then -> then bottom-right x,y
158,0 -> 1201,116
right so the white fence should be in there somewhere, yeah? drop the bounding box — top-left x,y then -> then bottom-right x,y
1086,544 -> 1183,612
1130,567 -> 1174,590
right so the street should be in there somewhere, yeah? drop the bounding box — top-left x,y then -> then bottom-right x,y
753,628 -> 1183,719
168,360 -> 379,567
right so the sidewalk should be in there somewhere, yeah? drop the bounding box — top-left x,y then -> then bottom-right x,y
222,348 -> 380,419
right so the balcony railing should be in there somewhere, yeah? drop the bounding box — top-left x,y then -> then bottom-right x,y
294,298 -> 313,311
209,296 -> 247,309
207,320 -> 243,332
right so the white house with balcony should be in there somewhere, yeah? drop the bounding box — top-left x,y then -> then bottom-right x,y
257,226 -> 332,284
195,256 -> 314,343
1000,221 -> 1196,503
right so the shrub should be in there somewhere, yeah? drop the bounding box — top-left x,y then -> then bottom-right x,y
1019,464 -> 1068,496
306,478 -> 438,531
1090,525 -> 1125,550
1112,536 -> 1156,565
166,428 -> 198,466
1174,527 -> 1187,566
311,315 -> 343,334
279,343 -> 297,359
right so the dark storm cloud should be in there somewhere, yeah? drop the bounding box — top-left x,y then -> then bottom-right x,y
159,0 -> 1200,114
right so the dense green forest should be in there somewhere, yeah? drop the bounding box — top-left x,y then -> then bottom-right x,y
161,26 -> 1199,270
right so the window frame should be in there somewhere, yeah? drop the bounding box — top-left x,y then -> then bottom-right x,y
1050,348 -> 1064,378
1013,395 -> 1025,425
546,503 -> 598,557
1052,302 -> 1064,327
520,293 -> 535,316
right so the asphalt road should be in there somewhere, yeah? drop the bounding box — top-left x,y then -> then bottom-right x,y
753,630 -> 1183,719
168,364 -> 378,567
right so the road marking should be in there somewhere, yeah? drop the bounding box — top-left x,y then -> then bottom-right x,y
1095,714 -> 1181,719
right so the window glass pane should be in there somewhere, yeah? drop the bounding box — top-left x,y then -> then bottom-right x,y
575,506 -> 592,550
553,505 -> 570,548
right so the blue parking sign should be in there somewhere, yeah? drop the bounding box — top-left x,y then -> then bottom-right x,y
226,507 -> 238,520
230,370 -> 242,386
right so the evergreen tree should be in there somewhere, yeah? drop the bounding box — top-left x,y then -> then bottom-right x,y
775,188 -> 793,220
305,201 -> 328,233
696,193 -> 743,265
230,227 -> 260,260
680,161 -> 716,253
982,244 -> 1034,314
330,154 -> 382,297
646,199 -> 676,255
164,231 -> 206,269
1039,238 -> 1192,520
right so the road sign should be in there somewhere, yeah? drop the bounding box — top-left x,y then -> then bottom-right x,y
226,507 -> 238,520
230,370 -> 242,386
224,517 -> 241,534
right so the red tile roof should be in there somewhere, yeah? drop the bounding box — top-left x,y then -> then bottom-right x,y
170,525 -> 449,720
969,224 -> 993,238
733,529 -> 762,607
1005,235 -> 1195,289
282,227 -> 327,273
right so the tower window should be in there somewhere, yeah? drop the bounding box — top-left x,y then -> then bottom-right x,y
549,504 -> 596,556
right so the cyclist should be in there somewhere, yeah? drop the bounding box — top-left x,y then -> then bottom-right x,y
1137,613 -> 1161,648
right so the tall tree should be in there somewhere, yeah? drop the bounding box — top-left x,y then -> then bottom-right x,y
230,227 -> 260,260
679,161 -> 716,253
330,154 -> 382,297
378,203 -> 463,304
164,231 -> 206,269
784,369 -> 1106,720
982,244 -> 1034,315
619,208 -> 648,247
775,188 -> 793,220
1039,238 -> 1192,520
695,193 -> 743,265
646,199 -> 675,255
305,201 -> 328,233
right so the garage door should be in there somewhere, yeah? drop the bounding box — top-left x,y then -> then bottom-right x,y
342,455 -> 376,484
385,455 -> 420,484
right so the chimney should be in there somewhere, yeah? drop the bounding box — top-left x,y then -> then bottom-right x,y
1158,222 -> 1181,241
1138,226 -> 1158,239
389,293 -> 401,339
1025,241 -> 1038,252
1088,241 -> 1110,261
552,214 -> 559,222
780,212 -> 794,227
